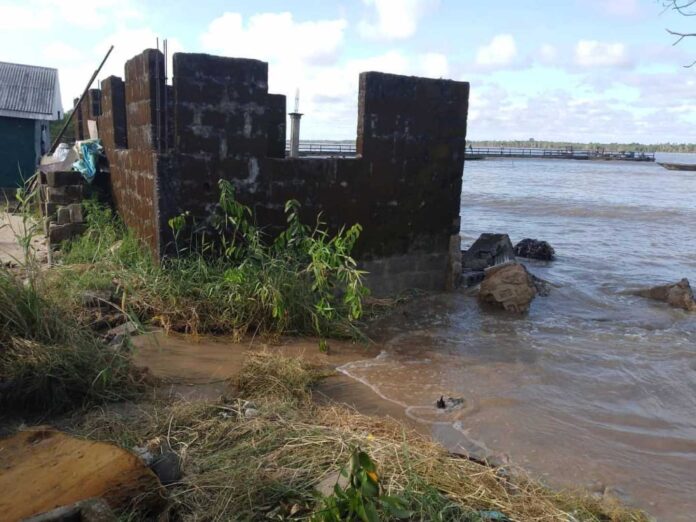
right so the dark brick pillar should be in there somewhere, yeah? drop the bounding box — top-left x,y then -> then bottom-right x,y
124,49 -> 166,151
355,72 -> 469,291
173,53 -> 270,161
99,76 -> 127,149
73,97 -> 83,141
266,93 -> 286,158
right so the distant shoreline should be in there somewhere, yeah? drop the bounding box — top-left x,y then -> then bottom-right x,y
468,140 -> 696,153
294,138 -> 696,153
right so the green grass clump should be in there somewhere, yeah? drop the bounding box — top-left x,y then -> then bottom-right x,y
0,268 -> 140,414
56,180 -> 368,340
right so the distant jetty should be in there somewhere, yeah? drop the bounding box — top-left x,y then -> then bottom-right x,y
287,142 -> 656,162
464,147 -> 655,162
658,162 -> 696,171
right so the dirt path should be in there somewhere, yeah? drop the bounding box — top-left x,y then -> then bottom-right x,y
0,212 -> 47,266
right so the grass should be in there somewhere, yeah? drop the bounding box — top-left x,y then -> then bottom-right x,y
76,352 -> 649,522
53,183 -> 367,341
0,267 -> 141,414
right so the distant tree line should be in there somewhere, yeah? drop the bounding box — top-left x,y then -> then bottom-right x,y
468,140 -> 696,153
50,109 -> 75,144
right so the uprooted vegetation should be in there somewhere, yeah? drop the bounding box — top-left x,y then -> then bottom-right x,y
76,352 -> 648,522
0,267 -> 140,414
53,179 -> 367,340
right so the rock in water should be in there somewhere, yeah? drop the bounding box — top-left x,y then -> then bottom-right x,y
635,278 -> 696,311
462,233 -> 515,271
513,238 -> 555,261
478,262 -> 537,313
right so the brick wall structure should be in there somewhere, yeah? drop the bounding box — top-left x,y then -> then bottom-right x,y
93,49 -> 469,295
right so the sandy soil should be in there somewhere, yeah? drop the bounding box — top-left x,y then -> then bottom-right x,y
131,331 -> 416,424
0,212 -> 47,267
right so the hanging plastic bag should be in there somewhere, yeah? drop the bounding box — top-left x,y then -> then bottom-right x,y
72,139 -> 103,183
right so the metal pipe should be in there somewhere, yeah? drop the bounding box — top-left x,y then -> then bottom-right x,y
48,45 -> 114,154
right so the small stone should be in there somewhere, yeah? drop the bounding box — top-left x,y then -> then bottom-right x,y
48,223 -> 86,244
150,451 -> 182,486
244,408 -> 260,419
531,274 -> 552,297
23,497 -> 117,522
461,270 -> 485,287
81,290 -> 113,309
635,278 -> 696,312
56,207 -> 71,225
104,321 -> 139,346
315,471 -> 349,497
132,446 -> 155,466
68,203 -> 83,223
513,238 -> 555,261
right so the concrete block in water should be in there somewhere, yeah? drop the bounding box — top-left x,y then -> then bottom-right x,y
462,233 -> 514,271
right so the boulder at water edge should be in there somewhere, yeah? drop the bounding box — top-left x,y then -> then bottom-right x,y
478,262 -> 537,313
635,278 -> 696,311
513,238 -> 556,261
462,233 -> 515,271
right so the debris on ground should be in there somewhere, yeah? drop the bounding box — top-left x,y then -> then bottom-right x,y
0,427 -> 164,521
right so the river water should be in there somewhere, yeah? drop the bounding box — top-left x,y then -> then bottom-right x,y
340,154 -> 696,521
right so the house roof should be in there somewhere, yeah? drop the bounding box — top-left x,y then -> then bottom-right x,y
0,61 -> 63,121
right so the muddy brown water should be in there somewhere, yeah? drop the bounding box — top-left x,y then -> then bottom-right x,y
338,157 -> 696,522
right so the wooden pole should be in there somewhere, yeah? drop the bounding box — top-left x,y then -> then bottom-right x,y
48,45 -> 114,155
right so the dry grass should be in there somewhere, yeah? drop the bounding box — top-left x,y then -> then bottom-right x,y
236,351 -> 333,402
75,353 -> 649,522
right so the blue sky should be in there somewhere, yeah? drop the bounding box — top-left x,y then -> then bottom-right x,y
1,0 -> 694,142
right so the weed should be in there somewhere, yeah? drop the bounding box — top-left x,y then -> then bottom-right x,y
57,180 -> 368,340
312,448 -> 411,521
0,267 -> 140,414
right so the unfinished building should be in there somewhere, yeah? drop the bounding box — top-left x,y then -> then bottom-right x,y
74,49 -> 469,295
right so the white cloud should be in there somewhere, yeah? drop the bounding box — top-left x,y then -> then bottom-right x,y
42,41 -> 84,63
358,0 -> 438,40
419,53 -> 449,77
201,12 -> 347,66
0,0 -> 142,30
574,40 -> 633,68
0,4 -> 51,30
475,34 -> 517,68
598,0 -> 640,17
537,44 -> 559,66
54,28 -> 184,110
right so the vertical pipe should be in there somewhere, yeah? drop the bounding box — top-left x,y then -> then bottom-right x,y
289,112 -> 302,158
163,38 -> 168,150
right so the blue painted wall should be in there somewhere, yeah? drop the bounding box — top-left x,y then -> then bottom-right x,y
0,116 -> 37,188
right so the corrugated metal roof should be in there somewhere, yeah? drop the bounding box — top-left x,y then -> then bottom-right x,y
0,61 -> 60,120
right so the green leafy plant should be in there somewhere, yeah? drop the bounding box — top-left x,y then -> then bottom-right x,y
57,180 -> 368,340
313,448 -> 411,522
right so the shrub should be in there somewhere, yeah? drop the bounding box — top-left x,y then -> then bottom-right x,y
58,180 -> 368,340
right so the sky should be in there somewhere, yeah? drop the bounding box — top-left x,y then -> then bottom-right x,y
1,0 -> 694,142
